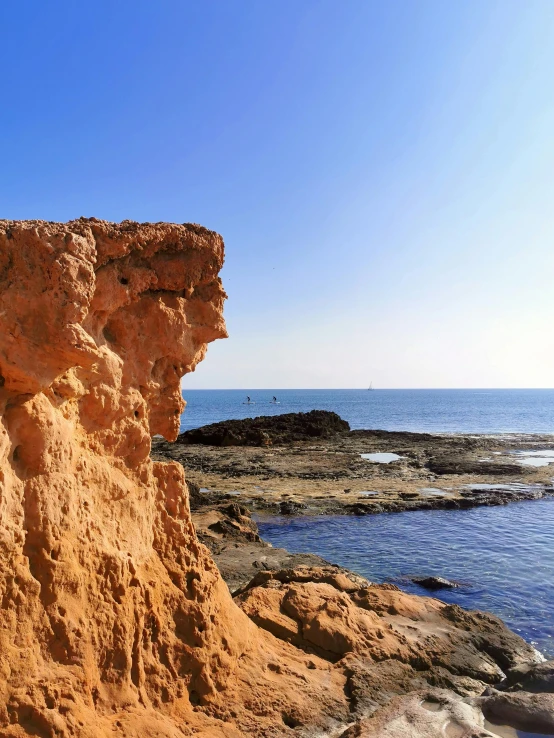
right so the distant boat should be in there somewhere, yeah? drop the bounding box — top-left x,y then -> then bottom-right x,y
368,382 -> 374,391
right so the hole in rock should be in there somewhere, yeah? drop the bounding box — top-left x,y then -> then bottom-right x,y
189,690 -> 200,706
282,713 -> 300,729
186,571 -> 200,596
119,277 -> 129,285
45,695 -> 55,710
102,325 -> 116,344
0,374 -> 5,387
134,410 -> 140,418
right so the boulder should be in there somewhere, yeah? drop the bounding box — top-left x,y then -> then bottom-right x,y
479,690 -> 554,734
502,659 -> 554,693
411,576 -> 461,590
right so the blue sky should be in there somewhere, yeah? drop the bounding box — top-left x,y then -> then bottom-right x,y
2,1 -> 553,388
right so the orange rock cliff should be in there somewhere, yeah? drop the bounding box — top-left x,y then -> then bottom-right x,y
0,219 -> 348,737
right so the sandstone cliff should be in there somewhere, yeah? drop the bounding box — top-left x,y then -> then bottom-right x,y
0,219 -> 347,737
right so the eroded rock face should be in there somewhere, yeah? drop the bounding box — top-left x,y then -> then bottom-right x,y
0,220 -> 348,737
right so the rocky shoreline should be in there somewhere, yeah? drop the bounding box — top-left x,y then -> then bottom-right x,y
186,495 -> 554,737
152,410 -> 554,518
150,411 -> 554,734
2,218 -> 552,737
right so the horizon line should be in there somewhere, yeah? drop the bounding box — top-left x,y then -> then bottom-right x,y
180,387 -> 554,391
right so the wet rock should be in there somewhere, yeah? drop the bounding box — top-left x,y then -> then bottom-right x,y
279,499 -> 308,515
411,576 -> 461,590
428,456 -> 527,476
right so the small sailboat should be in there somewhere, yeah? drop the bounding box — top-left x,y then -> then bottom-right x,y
368,382 -> 374,391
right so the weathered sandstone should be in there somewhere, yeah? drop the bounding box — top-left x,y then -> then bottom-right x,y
0,220 -> 348,737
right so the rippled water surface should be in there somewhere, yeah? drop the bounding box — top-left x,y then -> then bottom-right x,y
179,388 -> 554,434
257,499 -> 554,657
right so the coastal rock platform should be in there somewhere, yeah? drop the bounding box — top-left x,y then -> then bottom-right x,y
153,414 -> 554,517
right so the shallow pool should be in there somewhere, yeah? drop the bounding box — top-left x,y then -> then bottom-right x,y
511,449 -> 554,467
361,452 -> 403,463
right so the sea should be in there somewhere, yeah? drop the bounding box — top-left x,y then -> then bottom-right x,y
180,388 -> 554,658
179,388 -> 554,435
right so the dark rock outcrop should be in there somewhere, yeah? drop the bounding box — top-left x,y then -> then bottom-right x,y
411,576 -> 461,590
502,659 -> 554,693
428,456 -> 527,476
177,409 -> 350,446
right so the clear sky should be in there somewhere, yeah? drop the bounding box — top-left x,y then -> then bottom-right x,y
2,1 -> 553,389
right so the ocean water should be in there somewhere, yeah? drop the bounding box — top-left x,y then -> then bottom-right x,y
180,388 -> 554,434
258,499 -> 554,658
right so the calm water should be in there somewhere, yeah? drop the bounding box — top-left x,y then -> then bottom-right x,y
258,499 -> 554,658
180,388 -> 554,434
